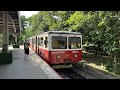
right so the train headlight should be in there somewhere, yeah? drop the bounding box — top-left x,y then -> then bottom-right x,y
57,55 -> 61,59
74,54 -> 77,58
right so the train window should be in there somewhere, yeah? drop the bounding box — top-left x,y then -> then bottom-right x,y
68,37 -> 81,49
39,37 -> 41,46
32,38 -> 35,44
38,37 -> 40,46
52,36 -> 67,49
45,37 -> 48,48
40,37 -> 43,46
34,38 -> 36,45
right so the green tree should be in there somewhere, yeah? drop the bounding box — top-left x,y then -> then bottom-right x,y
18,15 -> 28,44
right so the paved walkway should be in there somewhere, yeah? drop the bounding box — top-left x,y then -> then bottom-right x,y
0,45 -> 62,79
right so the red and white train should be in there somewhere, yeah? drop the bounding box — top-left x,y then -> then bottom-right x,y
28,31 -> 82,66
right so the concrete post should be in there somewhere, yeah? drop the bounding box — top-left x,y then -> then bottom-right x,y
2,11 -> 9,53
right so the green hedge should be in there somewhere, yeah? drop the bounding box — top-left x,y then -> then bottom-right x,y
13,44 -> 19,48
0,53 -> 12,64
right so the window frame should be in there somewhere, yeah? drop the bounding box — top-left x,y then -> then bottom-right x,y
51,36 -> 67,49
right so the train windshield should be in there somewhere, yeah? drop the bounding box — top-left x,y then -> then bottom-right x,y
52,36 -> 67,49
68,37 -> 81,49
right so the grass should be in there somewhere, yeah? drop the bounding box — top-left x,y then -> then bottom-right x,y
82,51 -> 120,76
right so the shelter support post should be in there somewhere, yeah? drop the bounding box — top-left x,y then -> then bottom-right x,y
2,11 -> 9,53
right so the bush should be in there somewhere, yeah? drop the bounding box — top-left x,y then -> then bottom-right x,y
83,45 -> 108,56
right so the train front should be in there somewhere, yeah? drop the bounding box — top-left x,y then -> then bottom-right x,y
49,33 -> 82,65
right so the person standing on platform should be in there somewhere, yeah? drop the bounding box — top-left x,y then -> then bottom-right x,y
24,40 -> 30,58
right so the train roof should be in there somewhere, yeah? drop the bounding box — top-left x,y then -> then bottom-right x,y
36,31 -> 81,35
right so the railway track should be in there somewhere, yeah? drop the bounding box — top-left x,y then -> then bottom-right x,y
54,63 -> 103,79
55,68 -> 86,79
71,64 -> 101,79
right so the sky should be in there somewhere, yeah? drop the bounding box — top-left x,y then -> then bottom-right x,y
20,11 -> 39,18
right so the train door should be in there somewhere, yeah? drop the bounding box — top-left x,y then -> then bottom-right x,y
32,38 -> 34,49
44,36 -> 48,49
38,37 -> 40,54
43,35 -> 49,62
36,36 -> 37,53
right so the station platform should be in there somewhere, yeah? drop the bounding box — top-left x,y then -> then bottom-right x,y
0,45 -> 62,79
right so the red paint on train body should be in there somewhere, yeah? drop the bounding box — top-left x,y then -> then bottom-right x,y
49,50 -> 82,64
31,44 -> 82,64
38,48 -> 49,62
